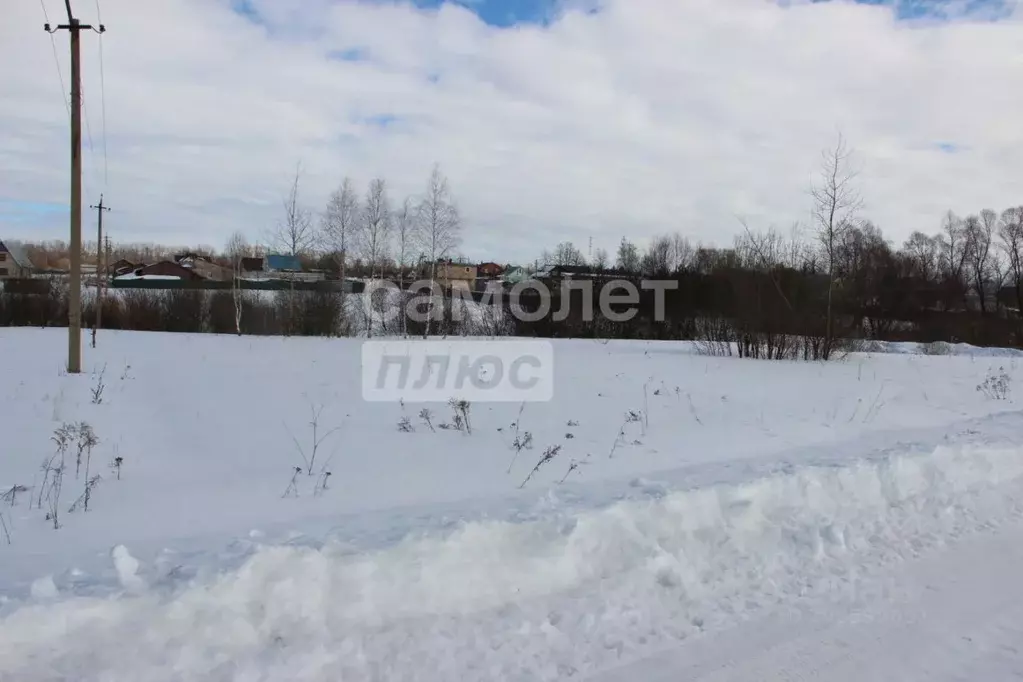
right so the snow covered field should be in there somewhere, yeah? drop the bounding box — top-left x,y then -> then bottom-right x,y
2,328 -> 1023,680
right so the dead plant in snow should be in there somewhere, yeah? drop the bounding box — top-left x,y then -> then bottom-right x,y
110,442 -> 124,480
558,455 -> 590,484
69,424 -> 100,512
505,402 -> 533,473
978,367 -> 1012,401
2,485 -> 28,508
282,466 -> 302,498
68,475 -> 101,513
519,445 -> 562,489
448,398 -> 472,434
90,365 -> 107,405
608,411 -> 644,459
506,431 -> 534,474
284,398 -> 342,476
74,422 -> 98,479
314,471 -> 332,497
38,423 -> 74,511
419,408 -> 436,432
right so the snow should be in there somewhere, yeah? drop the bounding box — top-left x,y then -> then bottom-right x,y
111,545 -> 145,592
1,328 -> 1023,680
113,273 -> 182,281
28,576 -> 57,600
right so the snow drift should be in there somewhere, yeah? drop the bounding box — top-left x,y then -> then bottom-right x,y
2,438 -> 1022,682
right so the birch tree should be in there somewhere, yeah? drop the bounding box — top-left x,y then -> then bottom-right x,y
359,178 -> 392,277
394,196 -> 415,335
357,178 -> 392,334
322,177 -> 359,286
415,164 -> 462,338
224,231 -> 249,335
272,164 -> 316,256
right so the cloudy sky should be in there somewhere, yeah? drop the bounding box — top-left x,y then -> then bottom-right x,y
1,0 -> 1021,261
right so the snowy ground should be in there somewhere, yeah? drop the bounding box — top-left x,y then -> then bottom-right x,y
1,328 -> 1023,680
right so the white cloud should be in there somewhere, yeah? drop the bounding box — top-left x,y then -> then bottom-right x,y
2,0 -> 1022,260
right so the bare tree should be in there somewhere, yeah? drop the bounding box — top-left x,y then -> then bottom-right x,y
937,210 -> 970,310
224,231 -> 249,335
964,211 -> 996,314
322,177 -> 360,288
270,164 -> 317,336
811,133 -> 862,360
642,235 -> 674,276
415,164 -> 462,338
642,235 -> 699,278
272,163 -> 317,256
615,237 -> 640,273
359,179 -> 392,274
670,233 -> 695,273
998,207 -> 1023,313
592,247 -> 610,272
903,231 -> 940,281
394,196 -> 415,336
552,241 -> 586,267
938,210 -> 968,278
355,179 -> 392,335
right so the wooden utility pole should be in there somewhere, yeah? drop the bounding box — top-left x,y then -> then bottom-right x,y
90,194 -> 110,347
45,2 -> 105,373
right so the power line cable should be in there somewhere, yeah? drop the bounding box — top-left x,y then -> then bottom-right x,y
95,0 -> 108,187
39,0 -> 71,120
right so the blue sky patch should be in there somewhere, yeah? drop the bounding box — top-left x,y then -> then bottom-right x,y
230,0 -> 263,23
327,47 -> 366,62
816,0 -> 1012,21
365,114 -> 399,128
231,0 -> 1013,32
410,0 -> 556,27
0,199 -> 67,215
409,0 -> 1013,27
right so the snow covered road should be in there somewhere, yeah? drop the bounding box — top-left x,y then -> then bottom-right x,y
588,521 -> 1023,682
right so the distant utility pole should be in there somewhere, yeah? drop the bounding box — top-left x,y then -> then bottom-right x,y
45,1 -> 105,373
89,194 -> 110,348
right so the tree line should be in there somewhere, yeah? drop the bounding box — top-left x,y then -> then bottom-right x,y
515,136 -> 1023,356
7,139 -> 1023,353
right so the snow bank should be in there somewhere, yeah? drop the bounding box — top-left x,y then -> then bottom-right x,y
1,439 -> 1021,681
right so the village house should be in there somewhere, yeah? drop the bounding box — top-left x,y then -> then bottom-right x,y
435,260 -> 477,291
175,254 -> 231,281
477,262 -> 505,278
501,266 -> 530,286
106,258 -> 137,278
0,239 -> 35,279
